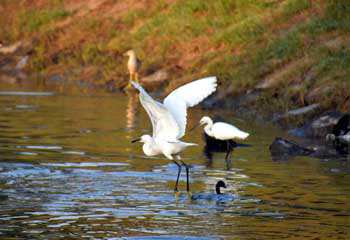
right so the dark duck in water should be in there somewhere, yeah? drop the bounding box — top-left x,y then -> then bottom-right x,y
191,180 -> 236,202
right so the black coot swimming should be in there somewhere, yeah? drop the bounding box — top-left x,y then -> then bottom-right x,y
191,180 -> 236,202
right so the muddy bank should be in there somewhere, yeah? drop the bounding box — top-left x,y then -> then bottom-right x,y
204,89 -> 347,136
1,1 -> 349,115
0,51 -> 346,142
0,38 -> 348,146
0,0 -> 349,131
203,88 -> 350,162
269,113 -> 350,162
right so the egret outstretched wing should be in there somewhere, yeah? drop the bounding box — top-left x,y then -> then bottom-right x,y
131,81 -> 180,140
163,76 -> 217,139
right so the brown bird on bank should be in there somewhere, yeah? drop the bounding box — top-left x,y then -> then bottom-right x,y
124,49 -> 141,88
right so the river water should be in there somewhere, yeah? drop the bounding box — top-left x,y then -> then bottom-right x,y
0,87 -> 349,239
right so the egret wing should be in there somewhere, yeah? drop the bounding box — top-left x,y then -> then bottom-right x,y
163,76 -> 217,139
131,81 -> 180,140
213,122 -> 249,140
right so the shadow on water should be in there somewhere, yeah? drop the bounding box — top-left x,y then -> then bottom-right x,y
0,88 -> 349,239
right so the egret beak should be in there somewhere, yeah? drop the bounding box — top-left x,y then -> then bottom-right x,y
190,120 -> 206,132
131,138 -> 141,143
189,124 -> 199,132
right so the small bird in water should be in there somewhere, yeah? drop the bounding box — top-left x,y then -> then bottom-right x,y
326,114 -> 350,155
197,116 -> 249,165
131,77 -> 218,193
191,180 -> 235,202
124,49 -> 141,88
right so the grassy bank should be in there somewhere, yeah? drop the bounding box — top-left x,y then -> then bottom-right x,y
0,0 -> 349,117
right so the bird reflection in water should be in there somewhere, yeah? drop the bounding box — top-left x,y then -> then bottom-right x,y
203,132 -> 237,170
126,90 -> 139,134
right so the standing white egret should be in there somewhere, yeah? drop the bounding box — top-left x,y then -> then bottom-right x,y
199,116 -> 249,165
131,77 -> 218,192
124,49 -> 141,87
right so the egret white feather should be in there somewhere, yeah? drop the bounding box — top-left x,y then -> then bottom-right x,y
163,77 -> 217,138
132,76 -> 217,142
200,116 -> 249,141
131,82 -> 179,140
131,77 -> 218,192
211,122 -> 249,140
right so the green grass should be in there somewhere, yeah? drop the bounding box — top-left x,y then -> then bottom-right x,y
31,41 -> 48,72
2,0 -> 350,117
326,1 -> 350,29
315,47 -> 350,82
134,0 -> 270,43
19,8 -> 70,33
216,15 -> 266,48
281,0 -> 311,18
269,30 -> 303,60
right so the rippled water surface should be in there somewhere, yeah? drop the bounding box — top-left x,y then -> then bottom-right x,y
0,88 -> 349,239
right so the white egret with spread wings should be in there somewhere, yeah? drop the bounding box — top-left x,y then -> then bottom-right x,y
131,77 -> 218,192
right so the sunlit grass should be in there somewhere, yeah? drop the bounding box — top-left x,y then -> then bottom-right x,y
1,0 -> 350,113
281,0 -> 311,18
215,15 -> 266,48
19,8 -> 70,33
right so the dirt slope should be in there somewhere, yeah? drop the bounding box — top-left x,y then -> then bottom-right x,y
0,0 -> 349,119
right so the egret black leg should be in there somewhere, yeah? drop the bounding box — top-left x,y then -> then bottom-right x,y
173,160 -> 182,192
225,141 -> 233,170
180,161 -> 190,192
203,145 -> 213,167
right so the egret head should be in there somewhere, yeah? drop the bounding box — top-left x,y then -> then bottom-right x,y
124,49 -> 136,57
131,134 -> 152,143
200,116 -> 212,126
215,180 -> 227,195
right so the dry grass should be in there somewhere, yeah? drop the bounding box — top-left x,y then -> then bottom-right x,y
0,0 -> 349,114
